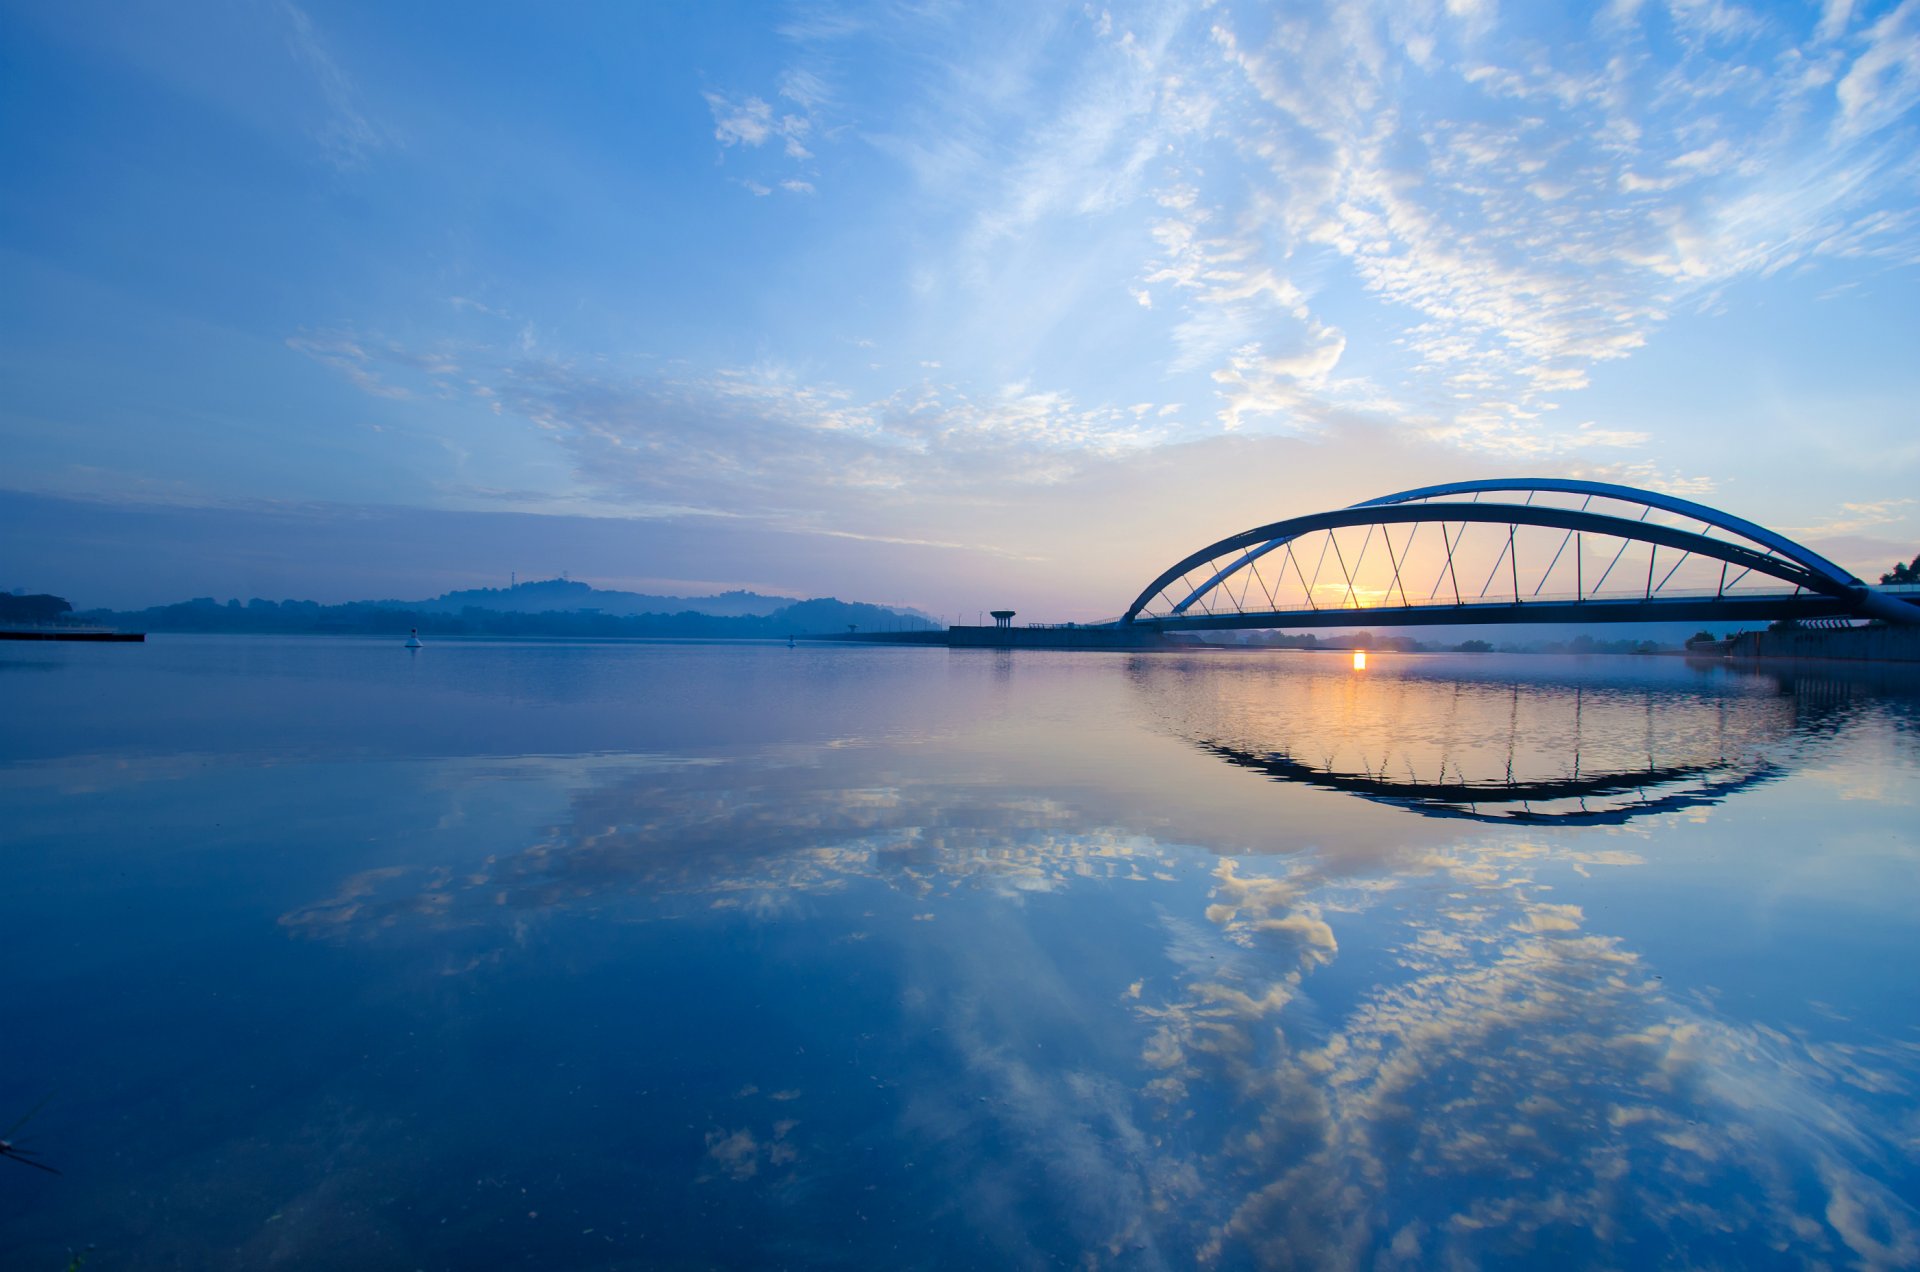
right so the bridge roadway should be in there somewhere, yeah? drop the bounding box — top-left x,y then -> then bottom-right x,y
1119,589 -> 1891,634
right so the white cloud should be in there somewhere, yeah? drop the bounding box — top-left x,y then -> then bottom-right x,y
1103,0 -> 1920,455
1835,0 -> 1920,136
1210,329 -> 1348,432
294,328 -> 1185,540
704,91 -> 777,147
1818,0 -> 1857,43
280,0 -> 393,168
1781,498 -> 1916,538
294,0 -> 1920,550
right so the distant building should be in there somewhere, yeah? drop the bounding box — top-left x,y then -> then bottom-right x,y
990,609 -> 1016,629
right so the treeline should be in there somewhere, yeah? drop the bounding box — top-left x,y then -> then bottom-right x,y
0,593 -> 73,625
73,595 -> 937,639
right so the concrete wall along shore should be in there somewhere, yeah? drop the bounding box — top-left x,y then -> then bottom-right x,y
832,625 -> 1183,650
1729,625 -> 1920,663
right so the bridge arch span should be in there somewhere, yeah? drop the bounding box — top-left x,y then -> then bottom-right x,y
1120,478 -> 1917,631
1352,478 -> 1857,592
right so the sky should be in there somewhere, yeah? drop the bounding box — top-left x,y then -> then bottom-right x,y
2,0 -> 1917,618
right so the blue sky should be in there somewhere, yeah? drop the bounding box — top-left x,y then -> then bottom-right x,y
2,0 -> 1917,615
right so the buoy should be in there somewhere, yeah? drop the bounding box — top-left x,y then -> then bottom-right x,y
405,629 -> 422,649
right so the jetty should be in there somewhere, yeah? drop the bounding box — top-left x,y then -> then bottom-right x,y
0,629 -> 145,642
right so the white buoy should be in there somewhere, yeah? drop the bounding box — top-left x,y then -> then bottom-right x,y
405,628 -> 422,649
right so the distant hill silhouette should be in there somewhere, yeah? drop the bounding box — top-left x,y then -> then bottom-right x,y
70,578 -> 938,639
0,592 -> 75,625
392,578 -> 797,618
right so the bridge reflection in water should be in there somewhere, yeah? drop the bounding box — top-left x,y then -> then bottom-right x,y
1132,653 -> 1895,825
1198,739 -> 1779,824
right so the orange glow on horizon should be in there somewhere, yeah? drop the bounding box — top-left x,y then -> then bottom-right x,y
1353,650 -> 1367,670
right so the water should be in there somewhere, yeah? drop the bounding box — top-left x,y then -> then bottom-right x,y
3,636 -> 1918,1268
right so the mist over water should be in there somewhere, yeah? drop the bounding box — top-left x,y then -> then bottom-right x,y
3,638 -> 1918,1268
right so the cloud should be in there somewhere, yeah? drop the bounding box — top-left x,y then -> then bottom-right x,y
287,331 -> 1180,533
1086,0 -> 1920,453
704,92 -> 776,147
702,26 -> 836,189
279,1 -> 393,168
447,296 -> 507,318
1141,829 -> 1920,1267
266,680 -> 1920,1265
273,0 -> 1920,578
286,332 -> 414,399
1835,0 -> 1920,136
1781,497 -> 1915,538
1209,329 -> 1348,432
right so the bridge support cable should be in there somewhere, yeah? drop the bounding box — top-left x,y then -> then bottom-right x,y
1477,528 -> 1513,602
1592,534 -> 1633,596
1307,533 -> 1333,609
1510,525 -> 1521,604
1248,554 -> 1278,614
1329,525 -> 1372,610
1231,552 -> 1256,613
1655,549 -> 1694,597
1427,528 -> 1451,602
1384,523 -> 1413,607
1285,540 -> 1317,611
1535,526 -> 1577,598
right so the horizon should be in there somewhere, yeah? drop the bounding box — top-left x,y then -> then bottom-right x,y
3,1 -> 1917,618
5,569 -> 1807,649
7,7 -> 1920,1258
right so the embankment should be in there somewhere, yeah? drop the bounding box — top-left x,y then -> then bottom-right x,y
1728,625 -> 1920,663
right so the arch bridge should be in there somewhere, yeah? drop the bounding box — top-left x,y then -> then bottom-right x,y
1119,478 -> 1920,632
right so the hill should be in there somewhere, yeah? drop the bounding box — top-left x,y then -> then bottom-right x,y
68,579 -> 938,639
392,579 -> 799,618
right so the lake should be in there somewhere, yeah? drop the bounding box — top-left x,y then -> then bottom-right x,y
3,636 -> 1918,1268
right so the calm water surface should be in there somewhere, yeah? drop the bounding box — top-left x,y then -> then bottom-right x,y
3,636 -> 1918,1269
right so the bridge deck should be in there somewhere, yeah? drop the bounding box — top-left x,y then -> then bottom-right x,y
1126,591 -> 1862,632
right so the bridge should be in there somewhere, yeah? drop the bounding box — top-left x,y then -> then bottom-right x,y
1198,740 -> 1782,826
1117,478 -> 1920,633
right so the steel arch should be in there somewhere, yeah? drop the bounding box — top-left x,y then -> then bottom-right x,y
1119,483 -> 1895,628
1352,477 -> 1858,591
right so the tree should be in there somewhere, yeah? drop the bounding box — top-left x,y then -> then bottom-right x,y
0,593 -> 73,625
1881,553 -> 1920,585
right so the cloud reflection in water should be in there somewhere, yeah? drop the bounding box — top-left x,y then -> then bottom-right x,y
275,657 -> 1920,1267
